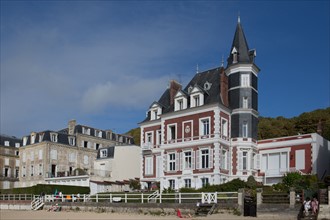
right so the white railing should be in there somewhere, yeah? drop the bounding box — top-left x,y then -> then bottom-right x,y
1,192 -> 238,204
0,194 -> 33,201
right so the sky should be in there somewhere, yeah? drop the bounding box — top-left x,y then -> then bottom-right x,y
1,0 -> 329,138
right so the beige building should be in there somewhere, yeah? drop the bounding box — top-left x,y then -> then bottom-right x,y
0,135 -> 21,189
19,120 -> 134,187
90,145 -> 141,194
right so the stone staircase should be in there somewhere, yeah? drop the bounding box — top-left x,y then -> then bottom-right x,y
31,197 -> 44,210
195,203 -> 217,216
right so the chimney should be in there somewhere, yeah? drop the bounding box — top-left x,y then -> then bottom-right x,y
68,119 -> 76,135
220,67 -> 229,107
169,80 -> 182,106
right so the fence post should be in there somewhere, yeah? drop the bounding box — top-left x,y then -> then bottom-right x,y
141,193 -> 143,204
238,188 -> 245,215
256,188 -> 263,207
96,194 -> 98,203
289,187 -> 295,208
125,193 -> 127,203
179,193 -> 181,204
159,193 -> 162,204
110,194 -> 112,203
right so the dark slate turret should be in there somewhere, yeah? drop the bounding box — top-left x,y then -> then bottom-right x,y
225,17 -> 260,140
227,17 -> 252,66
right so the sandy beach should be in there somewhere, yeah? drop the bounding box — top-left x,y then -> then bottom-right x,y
0,210 -> 297,220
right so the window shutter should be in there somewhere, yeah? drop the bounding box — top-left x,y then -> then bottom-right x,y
227,151 -> 230,170
175,153 -> 179,171
192,151 -> 195,170
238,151 -> 243,170
196,149 -> 200,169
255,154 -> 260,170
209,148 -> 213,168
163,154 -> 167,172
180,152 -> 183,171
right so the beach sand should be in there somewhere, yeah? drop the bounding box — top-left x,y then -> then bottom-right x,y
0,210 -> 297,220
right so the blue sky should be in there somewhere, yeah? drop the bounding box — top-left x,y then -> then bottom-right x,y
1,1 -> 329,137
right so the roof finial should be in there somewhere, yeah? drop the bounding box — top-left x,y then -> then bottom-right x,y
238,11 -> 240,23
196,63 -> 199,73
221,55 -> 224,67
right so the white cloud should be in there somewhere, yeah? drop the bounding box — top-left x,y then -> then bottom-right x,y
81,76 -> 169,113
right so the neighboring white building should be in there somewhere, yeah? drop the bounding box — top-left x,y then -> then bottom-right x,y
90,145 -> 141,194
258,133 -> 330,185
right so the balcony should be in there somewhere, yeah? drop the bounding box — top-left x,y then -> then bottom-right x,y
142,143 -> 154,153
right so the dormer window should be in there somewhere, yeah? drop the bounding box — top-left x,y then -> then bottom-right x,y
149,103 -> 162,120
82,127 -> 91,135
189,86 -> 204,108
174,91 -> 187,111
23,137 -> 28,146
100,149 -> 107,158
50,133 -> 58,142
95,130 -> 102,137
68,136 -> 75,146
31,134 -> 36,144
231,47 -> 238,64
39,133 -> 44,142
194,95 -> 200,106
188,86 -> 193,94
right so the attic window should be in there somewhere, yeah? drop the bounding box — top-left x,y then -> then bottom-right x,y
188,86 -> 193,94
100,149 -> 107,158
50,133 -> 58,142
231,47 -> 238,63
204,81 -> 212,91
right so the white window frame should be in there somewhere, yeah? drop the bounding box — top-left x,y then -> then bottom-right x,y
68,137 -> 75,146
145,156 -> 153,176
243,96 -> 248,109
200,117 -> 210,137
220,149 -> 228,170
201,177 -> 209,187
156,130 -> 161,146
200,148 -> 210,169
183,151 -> 192,170
100,149 -> 107,158
221,118 -> 228,139
167,123 -> 177,142
145,131 -> 153,146
169,179 -> 175,190
167,153 -> 176,172
184,179 -> 191,188
242,122 -> 248,138
50,133 -> 58,142
241,74 -> 250,87
4,141 -> 9,146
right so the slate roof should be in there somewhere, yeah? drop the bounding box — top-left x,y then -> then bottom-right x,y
0,134 -> 22,147
141,67 -> 223,123
227,21 -> 253,66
